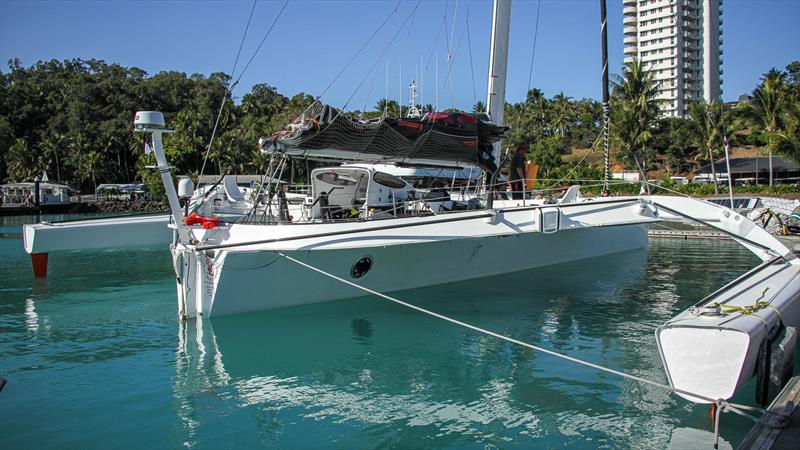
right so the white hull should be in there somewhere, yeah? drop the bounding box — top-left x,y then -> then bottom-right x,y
207,223 -> 648,316
175,198 -> 658,317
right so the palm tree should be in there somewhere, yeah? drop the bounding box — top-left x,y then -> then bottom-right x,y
740,69 -> 786,186
550,92 -> 574,138
374,98 -> 400,117
610,58 -> 661,192
39,133 -> 65,183
472,101 -> 486,113
771,101 -> 800,162
81,151 -> 104,198
5,138 -> 38,182
688,101 -> 725,194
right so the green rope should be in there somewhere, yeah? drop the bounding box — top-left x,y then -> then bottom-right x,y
713,287 -> 785,329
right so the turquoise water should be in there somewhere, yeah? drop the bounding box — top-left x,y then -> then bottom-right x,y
0,214 -> 769,449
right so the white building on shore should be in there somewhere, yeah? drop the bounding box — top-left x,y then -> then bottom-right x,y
623,0 -> 723,117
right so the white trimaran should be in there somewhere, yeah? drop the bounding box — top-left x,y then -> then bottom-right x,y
29,0 -> 800,406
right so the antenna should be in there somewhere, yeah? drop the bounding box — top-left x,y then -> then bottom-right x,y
407,80 -> 421,118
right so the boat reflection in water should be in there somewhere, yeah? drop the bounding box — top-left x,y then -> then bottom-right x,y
170,247 -> 729,447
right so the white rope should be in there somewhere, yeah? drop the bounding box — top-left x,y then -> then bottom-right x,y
277,252 -> 715,403
274,251 -> 783,444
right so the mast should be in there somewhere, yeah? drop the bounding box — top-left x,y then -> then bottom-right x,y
600,0 -> 611,194
486,0 -> 512,167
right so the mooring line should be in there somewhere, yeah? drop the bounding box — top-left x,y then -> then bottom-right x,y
275,251 -> 784,446
277,253 -> 724,403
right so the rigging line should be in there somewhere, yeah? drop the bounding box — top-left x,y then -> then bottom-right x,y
443,0 -> 451,56
276,252 -> 768,410
233,0 -> 291,85
424,16 -> 447,74
445,0 -> 460,109
526,0 -> 542,93
200,0 -> 259,179
448,0 -> 459,56
334,0 -> 423,120
466,13 -> 477,106
313,0 -> 402,104
438,13 -> 469,96
399,2 -> 419,62
360,66 -> 380,119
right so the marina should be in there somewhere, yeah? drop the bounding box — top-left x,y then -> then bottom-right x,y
1,0 -> 799,448
0,212 -> 785,448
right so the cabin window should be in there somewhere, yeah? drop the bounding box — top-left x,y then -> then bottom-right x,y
372,172 -> 406,189
315,172 -> 357,186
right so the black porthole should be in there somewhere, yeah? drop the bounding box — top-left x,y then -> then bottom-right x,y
351,256 -> 373,279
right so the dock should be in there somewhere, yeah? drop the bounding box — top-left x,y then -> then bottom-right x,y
738,375 -> 800,450
648,229 -> 732,240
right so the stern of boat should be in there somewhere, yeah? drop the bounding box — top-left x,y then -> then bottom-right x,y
656,325 -> 756,403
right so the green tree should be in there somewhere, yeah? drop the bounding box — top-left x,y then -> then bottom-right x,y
610,58 -> 661,191
4,138 -> 39,181
740,68 -> 786,186
771,101 -> 800,162
549,92 -> 574,138
375,98 -> 400,117
528,136 -> 567,178
688,101 -> 728,194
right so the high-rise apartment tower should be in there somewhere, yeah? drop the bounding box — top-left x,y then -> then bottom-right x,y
623,0 -> 723,117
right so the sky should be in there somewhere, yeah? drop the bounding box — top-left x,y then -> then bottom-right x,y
1,0 -> 798,112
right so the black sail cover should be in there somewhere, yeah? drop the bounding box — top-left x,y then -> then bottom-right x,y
259,104 -> 506,173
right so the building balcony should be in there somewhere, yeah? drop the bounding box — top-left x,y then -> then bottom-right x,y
624,26 -> 638,36
623,6 -> 637,15
623,15 -> 637,26
624,36 -> 638,45
623,0 -> 636,5
624,46 -> 638,55
683,10 -> 700,19
624,56 -> 635,64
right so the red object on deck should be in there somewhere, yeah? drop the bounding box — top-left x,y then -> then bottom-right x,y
31,252 -> 48,278
184,212 -> 221,229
